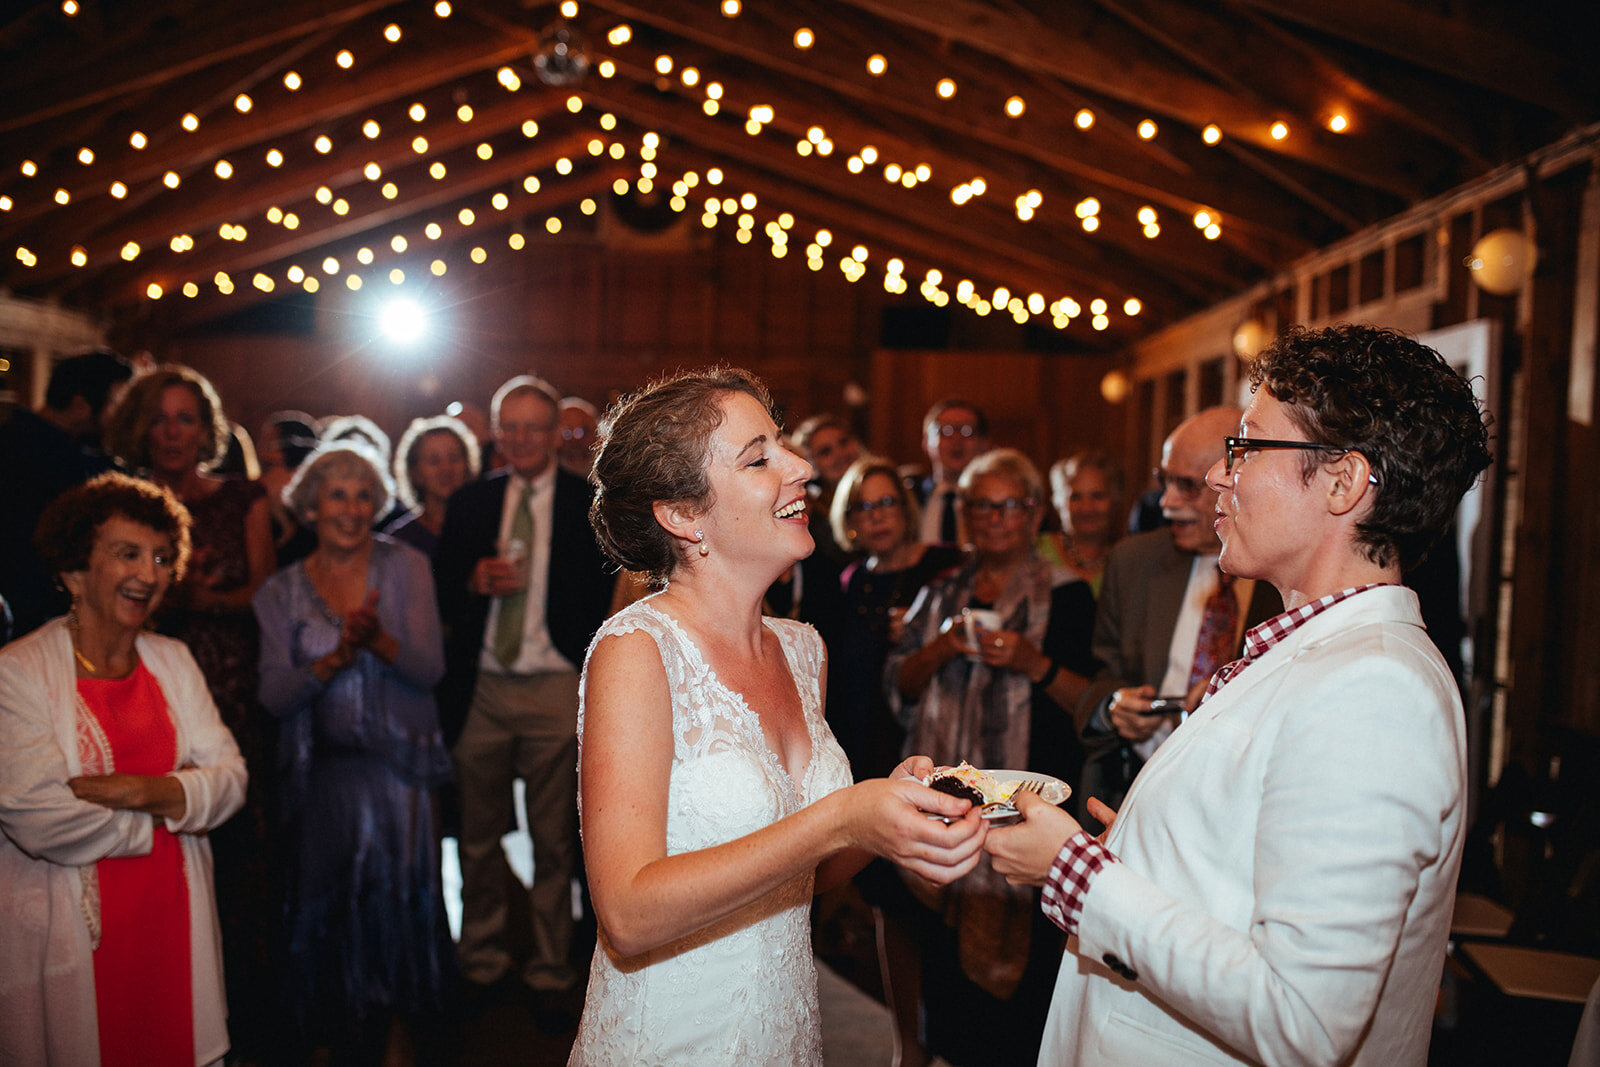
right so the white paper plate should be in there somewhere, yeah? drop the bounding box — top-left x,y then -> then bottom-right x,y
923,768 -> 1070,820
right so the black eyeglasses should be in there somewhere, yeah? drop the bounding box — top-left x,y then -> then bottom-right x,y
846,494 -> 901,515
966,496 -> 1037,517
1223,437 -> 1379,484
1152,468 -> 1207,499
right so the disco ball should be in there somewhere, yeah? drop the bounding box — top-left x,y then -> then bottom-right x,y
534,23 -> 591,86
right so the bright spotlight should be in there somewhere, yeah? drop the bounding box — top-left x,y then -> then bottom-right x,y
380,298 -> 427,342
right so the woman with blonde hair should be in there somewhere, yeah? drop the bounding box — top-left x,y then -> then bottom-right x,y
103,363 -> 278,1059
887,447 -> 1099,1064
385,414 -> 480,558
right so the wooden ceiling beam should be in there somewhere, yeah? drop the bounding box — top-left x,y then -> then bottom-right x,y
0,0 -> 406,134
1092,0 -> 1488,169
0,28 -> 537,217
0,89 -> 576,287
581,76 -> 1221,318
603,52 -> 1253,294
819,0 -> 1432,196
1232,0 -> 1597,119
82,140 -> 625,310
590,0 -> 1329,248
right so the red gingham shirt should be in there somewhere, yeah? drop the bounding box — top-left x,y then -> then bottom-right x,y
1042,584 -> 1391,934
1201,584 -> 1388,701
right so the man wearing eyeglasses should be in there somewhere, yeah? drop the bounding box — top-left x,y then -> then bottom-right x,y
987,324 -> 1492,1065
914,398 -> 990,546
556,396 -> 600,479
1073,406 -> 1283,811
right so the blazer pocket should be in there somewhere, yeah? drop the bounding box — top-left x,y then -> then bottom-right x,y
1185,714 -> 1253,757
1096,1008 -> 1236,1064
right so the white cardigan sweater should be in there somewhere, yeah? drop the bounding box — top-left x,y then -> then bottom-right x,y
0,619 -> 247,1067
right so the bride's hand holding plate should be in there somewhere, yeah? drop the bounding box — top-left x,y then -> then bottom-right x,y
839,775 -> 986,886
985,790 -> 1085,887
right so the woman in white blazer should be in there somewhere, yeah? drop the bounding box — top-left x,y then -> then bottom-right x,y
0,474 -> 246,1066
987,324 -> 1493,1066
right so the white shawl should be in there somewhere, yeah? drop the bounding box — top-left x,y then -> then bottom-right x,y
0,619 -> 247,1067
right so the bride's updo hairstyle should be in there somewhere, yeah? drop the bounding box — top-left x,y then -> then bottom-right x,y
590,366 -> 774,589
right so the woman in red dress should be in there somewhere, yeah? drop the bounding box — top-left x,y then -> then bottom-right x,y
104,365 -> 278,1060
0,473 -> 246,1066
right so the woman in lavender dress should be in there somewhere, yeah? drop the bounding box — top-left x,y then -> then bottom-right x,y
254,442 -> 453,1062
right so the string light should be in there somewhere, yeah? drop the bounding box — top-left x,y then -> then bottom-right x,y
793,28 -> 814,49
1075,109 -> 1094,129
1005,96 -> 1025,118
283,71 -> 302,90
1138,120 -> 1157,140
1202,124 -> 1222,144
867,54 -> 886,76
1270,121 -> 1289,140
936,78 -> 957,99
1327,113 -> 1349,133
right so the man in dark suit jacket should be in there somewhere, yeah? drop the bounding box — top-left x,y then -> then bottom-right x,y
0,349 -> 131,638
1075,408 -> 1283,812
433,375 -> 614,1000
909,398 -> 989,546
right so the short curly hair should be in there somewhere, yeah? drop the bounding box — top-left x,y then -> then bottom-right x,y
393,415 -> 480,510
589,366 -> 773,589
104,364 -> 231,473
35,472 -> 193,582
283,441 -> 396,526
958,447 -> 1046,505
1249,323 -> 1493,571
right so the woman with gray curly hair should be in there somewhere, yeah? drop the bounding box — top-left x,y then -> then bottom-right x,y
252,441 -> 453,1061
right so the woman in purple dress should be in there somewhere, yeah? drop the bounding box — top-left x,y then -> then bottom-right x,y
254,442 -> 453,1062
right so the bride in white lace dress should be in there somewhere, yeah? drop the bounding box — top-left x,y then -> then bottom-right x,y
570,368 -> 987,1065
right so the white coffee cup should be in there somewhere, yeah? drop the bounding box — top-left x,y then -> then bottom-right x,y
962,608 -> 1003,659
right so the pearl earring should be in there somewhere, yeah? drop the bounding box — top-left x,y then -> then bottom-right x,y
696,529 -> 709,557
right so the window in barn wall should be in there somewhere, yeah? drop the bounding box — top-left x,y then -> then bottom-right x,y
1198,356 -> 1226,408
1394,234 -> 1425,293
1311,272 -> 1329,321
1273,287 -> 1295,332
1328,264 -> 1351,317
1163,369 -> 1186,435
1134,377 -> 1157,494
1360,249 -> 1385,306
0,344 -> 24,409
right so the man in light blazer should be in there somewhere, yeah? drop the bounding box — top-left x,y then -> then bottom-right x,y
434,375 -> 615,1005
987,324 -> 1492,1065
